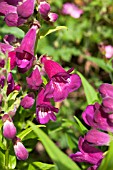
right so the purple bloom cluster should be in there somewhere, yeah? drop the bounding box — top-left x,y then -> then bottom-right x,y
0,0 -> 81,163
0,0 -> 35,26
70,83 -> 113,169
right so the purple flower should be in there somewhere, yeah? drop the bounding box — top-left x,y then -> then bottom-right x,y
20,93 -> 35,109
85,129 -> 110,146
38,1 -> 50,18
0,75 -> 5,88
70,137 -> 103,167
0,0 -> 35,26
2,114 -> 16,139
16,25 -> 38,73
26,67 -> 43,90
36,88 -> 59,124
99,83 -> 113,113
62,3 -> 83,19
41,56 -> 81,102
99,83 -> 113,98
13,137 -> 29,160
82,103 -> 113,132
104,45 -> 113,59
48,12 -> 58,22
38,1 -> 58,22
0,42 -> 16,70
7,72 -> 20,95
0,59 -> 5,68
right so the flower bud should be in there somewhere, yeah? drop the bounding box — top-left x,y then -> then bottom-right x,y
20,93 -> 35,109
2,114 -> 16,139
38,1 -> 50,17
48,12 -> 58,22
13,137 -> 29,160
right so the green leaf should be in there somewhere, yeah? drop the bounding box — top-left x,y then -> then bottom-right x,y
0,25 -> 24,38
8,155 -> 16,169
18,125 -> 45,140
98,140 -> 113,170
28,121 -> 81,170
74,116 -> 88,135
7,90 -> 19,101
28,162 -> 55,170
39,26 -> 67,39
77,72 -> 99,104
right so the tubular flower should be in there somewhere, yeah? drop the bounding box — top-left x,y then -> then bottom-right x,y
0,0 -> 35,26
99,83 -> 113,113
41,56 -> 81,102
0,42 -> 16,70
36,88 -> 59,124
16,25 -> 39,73
7,72 -> 20,95
26,67 -> 43,90
85,129 -> 110,146
82,103 -> 113,132
70,137 -> 103,169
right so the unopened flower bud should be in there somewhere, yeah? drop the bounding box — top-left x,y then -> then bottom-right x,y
2,114 -> 16,139
48,12 -> 58,22
20,93 -> 35,109
38,1 -> 50,17
13,137 -> 29,160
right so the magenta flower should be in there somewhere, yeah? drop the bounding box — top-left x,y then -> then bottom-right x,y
104,45 -> 113,59
41,56 -> 81,102
36,88 -> 59,124
99,83 -> 113,113
38,1 -> 50,18
38,1 -> 58,22
20,93 -> 35,109
70,137 -> 103,167
0,42 -> 16,70
0,75 -> 5,88
85,129 -> 110,146
48,12 -> 58,22
13,137 -> 29,160
26,67 -> 43,90
0,0 -> 35,26
99,83 -> 113,98
2,114 -> 16,139
62,3 -> 83,19
7,72 -> 20,95
82,103 -> 113,132
16,25 -> 38,73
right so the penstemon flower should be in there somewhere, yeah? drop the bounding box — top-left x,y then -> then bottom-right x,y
26,67 -> 43,90
70,137 -> 104,169
16,24 -> 39,73
41,56 -> 81,102
0,0 -> 35,26
36,88 -> 59,124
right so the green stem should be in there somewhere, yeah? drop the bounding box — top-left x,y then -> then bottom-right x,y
5,140 -> 10,169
